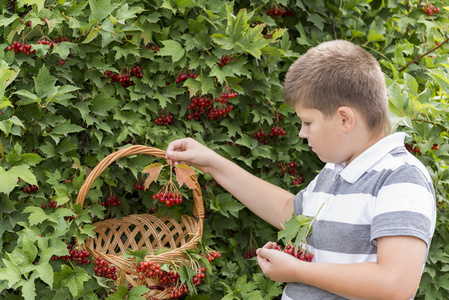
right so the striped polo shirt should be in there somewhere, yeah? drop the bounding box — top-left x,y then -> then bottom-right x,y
282,132 -> 436,300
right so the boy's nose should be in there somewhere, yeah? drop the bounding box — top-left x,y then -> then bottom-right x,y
298,127 -> 306,139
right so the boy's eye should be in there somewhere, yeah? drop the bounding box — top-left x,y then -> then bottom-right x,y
302,122 -> 310,126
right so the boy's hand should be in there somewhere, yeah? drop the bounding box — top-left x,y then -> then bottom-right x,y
166,138 -> 216,173
256,241 -> 302,282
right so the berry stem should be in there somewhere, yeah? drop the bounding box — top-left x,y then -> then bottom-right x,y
0,138 -> 5,164
300,202 -> 325,250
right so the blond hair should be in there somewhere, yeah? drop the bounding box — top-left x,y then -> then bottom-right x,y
283,40 -> 391,136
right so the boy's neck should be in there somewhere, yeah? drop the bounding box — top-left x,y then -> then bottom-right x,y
346,131 -> 387,165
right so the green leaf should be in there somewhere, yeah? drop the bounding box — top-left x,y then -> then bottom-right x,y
227,9 -> 249,46
404,73 -> 418,97
33,65 -> 57,99
34,262 -> 54,288
51,121 -> 84,136
18,0 -> 45,11
20,274 -> 37,300
83,26 -> 102,44
91,93 -> 119,116
0,14 -> 19,27
127,285 -> 150,299
89,0 -> 119,22
22,206 -> 55,226
18,153 -> 44,167
54,265 -> 90,298
112,44 -> 140,60
278,214 -> 313,245
211,194 -> 245,218
0,61 -> 19,101
156,40 -> 185,62
0,165 -> 37,195
307,13 -> 326,31
0,259 -> 21,288
21,238 -> 38,265
52,42 -> 75,60
253,273 -> 283,300
14,90 -> 40,103
122,248 -> 148,265
106,284 -> 128,299
115,4 -> 146,24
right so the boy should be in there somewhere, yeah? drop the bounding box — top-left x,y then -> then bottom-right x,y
166,40 -> 436,299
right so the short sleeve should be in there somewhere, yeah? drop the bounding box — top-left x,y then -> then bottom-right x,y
371,164 -> 436,247
293,189 -> 305,215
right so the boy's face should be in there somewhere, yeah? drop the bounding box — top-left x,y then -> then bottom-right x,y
295,106 -> 348,164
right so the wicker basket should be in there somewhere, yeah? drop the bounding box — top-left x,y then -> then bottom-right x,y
74,145 -> 204,300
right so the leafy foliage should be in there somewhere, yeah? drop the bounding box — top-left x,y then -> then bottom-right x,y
0,0 -> 448,299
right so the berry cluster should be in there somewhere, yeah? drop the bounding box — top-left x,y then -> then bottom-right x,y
42,199 -> 57,209
278,161 -> 299,177
267,7 -> 294,17
101,196 -> 121,207
20,19 -> 32,27
7,41 -> 34,55
134,182 -> 147,191
206,105 -> 234,121
22,184 -> 38,193
244,249 -> 257,259
175,72 -> 198,83
405,143 -> 422,155
136,260 -> 161,279
154,113 -> 174,126
274,111 -> 284,121
54,36 -> 70,44
432,143 -> 439,150
152,191 -> 183,207
187,96 -> 213,121
422,3 -> 440,16
186,90 -> 236,121
192,267 -> 207,286
217,90 -> 238,101
276,244 -> 313,262
135,261 -> 192,298
7,37 -> 70,59
166,283 -> 190,299
104,66 -> 143,88
200,250 -> 221,262
292,176 -> 304,185
254,126 -> 286,144
64,178 -> 73,183
51,244 -> 91,265
145,44 -> 160,53
93,256 -> 118,280
253,131 -> 268,144
270,126 -> 286,137
157,269 -> 180,286
217,55 -> 236,68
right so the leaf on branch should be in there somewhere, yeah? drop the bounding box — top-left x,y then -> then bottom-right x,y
142,163 -> 164,190
278,214 -> 313,246
175,164 -> 196,190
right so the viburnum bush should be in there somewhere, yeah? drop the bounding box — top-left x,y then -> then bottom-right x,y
0,0 -> 448,299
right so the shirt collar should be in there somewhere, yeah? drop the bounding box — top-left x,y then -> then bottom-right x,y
334,132 -> 406,183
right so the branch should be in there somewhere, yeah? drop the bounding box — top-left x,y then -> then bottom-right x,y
411,118 -> 449,133
398,36 -> 449,74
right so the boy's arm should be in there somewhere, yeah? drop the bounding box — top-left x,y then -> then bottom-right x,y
257,235 -> 427,299
166,138 -> 295,228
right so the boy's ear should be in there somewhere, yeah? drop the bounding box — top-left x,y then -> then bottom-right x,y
336,106 -> 356,132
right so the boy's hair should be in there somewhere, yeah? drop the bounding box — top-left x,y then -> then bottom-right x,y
283,40 -> 391,136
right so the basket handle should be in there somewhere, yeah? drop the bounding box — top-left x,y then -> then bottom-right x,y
74,145 -> 204,219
